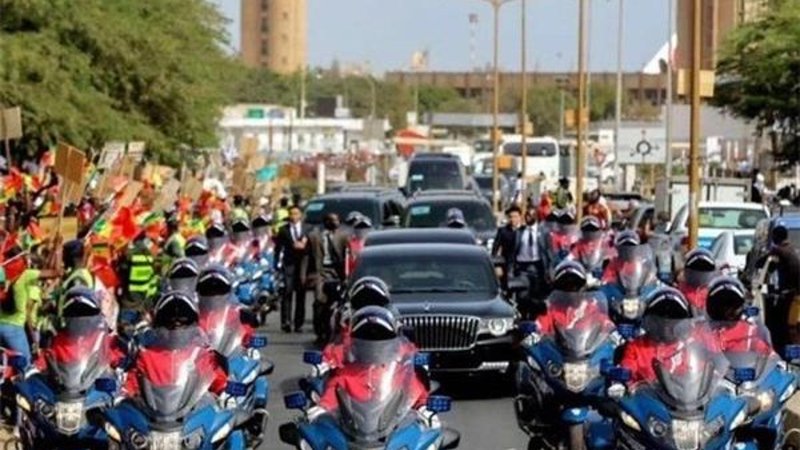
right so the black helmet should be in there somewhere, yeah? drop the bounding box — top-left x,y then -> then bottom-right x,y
446,208 -> 467,229
61,286 -> 102,318
185,236 -> 210,268
166,258 -> 200,293
772,224 -> 789,245
641,287 -> 693,343
556,209 -> 576,225
252,215 -> 271,231
230,219 -> 251,244
683,248 -> 718,287
614,230 -> 641,248
580,216 -> 603,240
196,264 -> 234,303
552,260 -> 587,292
706,276 -> 748,322
62,240 -> 85,268
205,223 -> 228,251
348,276 -> 391,310
345,211 -> 365,227
152,290 -> 199,329
350,306 -> 399,341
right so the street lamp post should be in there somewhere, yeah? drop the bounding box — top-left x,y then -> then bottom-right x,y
575,0 -> 588,222
613,0 -> 624,191
688,0 -> 702,247
520,0 -> 528,213
480,0 -> 513,214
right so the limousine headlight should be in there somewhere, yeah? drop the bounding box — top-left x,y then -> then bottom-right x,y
479,318 -> 514,337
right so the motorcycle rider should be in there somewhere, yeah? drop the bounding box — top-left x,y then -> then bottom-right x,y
307,306 -> 429,422
445,208 -> 467,229
544,209 -> 579,274
601,230 -> 641,284
706,276 -> 773,355
619,287 -> 720,387
345,215 -> 373,277
205,222 -> 230,265
118,232 -> 158,311
124,290 -> 228,396
159,214 -> 186,275
164,258 -> 200,295
677,248 -> 720,315
226,218 -> 253,266
535,261 -> 613,336
185,236 -> 210,269
195,265 -> 257,355
569,216 -> 611,284
252,215 -> 272,258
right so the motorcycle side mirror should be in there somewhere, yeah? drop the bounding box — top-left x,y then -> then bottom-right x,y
283,391 -> 307,410
743,306 -> 760,318
246,335 -> 268,349
278,422 -> 300,445
518,321 -> 537,336
426,395 -> 452,413
8,355 -> 27,372
94,377 -> 117,394
786,345 -> 800,361
303,351 -> 323,366
226,381 -> 248,397
733,368 -> 756,383
414,353 -> 431,368
607,367 -> 632,383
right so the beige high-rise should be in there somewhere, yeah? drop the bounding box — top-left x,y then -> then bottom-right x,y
675,0 -> 770,71
241,0 -> 307,74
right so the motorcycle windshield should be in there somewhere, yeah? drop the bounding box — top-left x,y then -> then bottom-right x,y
337,341 -> 417,442
578,239 -> 606,272
47,317 -> 111,394
616,245 -> 656,296
652,341 -> 728,412
548,291 -> 612,359
724,351 -> 777,384
139,328 -> 215,421
200,303 -> 245,358
683,268 -> 718,288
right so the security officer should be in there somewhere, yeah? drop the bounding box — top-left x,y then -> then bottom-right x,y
160,214 -> 186,275
119,232 -> 158,310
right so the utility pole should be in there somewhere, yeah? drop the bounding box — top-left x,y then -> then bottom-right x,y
613,0 -> 624,191
688,0 -> 702,247
665,0 -> 674,185
480,0 -> 512,214
520,0 -> 528,213
575,0 -> 588,222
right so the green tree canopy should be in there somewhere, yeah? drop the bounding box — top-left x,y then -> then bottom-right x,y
0,0 -> 242,163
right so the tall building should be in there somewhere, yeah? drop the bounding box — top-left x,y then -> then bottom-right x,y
675,0 -> 770,71
240,0 -> 307,74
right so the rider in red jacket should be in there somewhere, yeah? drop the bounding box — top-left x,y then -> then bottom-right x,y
620,287 -> 720,387
569,216 -> 612,280
314,306 -> 427,416
536,261 -> 614,336
195,265 -> 256,356
677,248 -> 720,315
345,216 -> 373,277
706,276 -> 774,355
124,291 -> 228,397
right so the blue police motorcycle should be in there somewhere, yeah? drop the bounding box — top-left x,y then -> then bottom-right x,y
514,290 -> 618,450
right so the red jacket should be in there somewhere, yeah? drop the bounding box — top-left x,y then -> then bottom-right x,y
124,336 -> 227,397
35,329 -> 127,372
319,341 -> 426,412
345,237 -> 365,277
715,321 -> 773,355
677,282 -> 709,312
198,305 -> 255,355
535,296 -> 614,336
620,326 -> 720,386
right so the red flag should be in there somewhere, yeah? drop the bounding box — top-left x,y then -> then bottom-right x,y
110,206 -> 140,243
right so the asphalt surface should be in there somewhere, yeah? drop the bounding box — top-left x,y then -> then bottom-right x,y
259,295 -> 529,449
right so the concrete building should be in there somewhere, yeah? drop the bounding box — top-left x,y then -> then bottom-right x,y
240,0 -> 307,74
675,0 -> 770,71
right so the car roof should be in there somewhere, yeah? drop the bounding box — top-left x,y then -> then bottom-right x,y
773,214 -> 800,228
307,192 -> 385,201
359,242 -> 491,259
364,228 -> 476,247
409,190 -> 483,200
697,202 -> 767,210
410,152 -> 459,160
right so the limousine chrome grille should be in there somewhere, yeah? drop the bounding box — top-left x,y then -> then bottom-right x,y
401,315 -> 480,351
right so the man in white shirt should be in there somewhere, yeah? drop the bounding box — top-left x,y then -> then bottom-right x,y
514,208 -> 545,318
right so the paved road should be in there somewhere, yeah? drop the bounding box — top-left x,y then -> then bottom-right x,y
259,298 -> 529,449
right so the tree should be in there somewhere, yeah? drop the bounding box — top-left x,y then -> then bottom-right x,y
714,0 -> 800,166
0,0 -> 242,163
526,86 -> 576,137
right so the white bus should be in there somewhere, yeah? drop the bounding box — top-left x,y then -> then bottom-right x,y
501,136 -> 562,189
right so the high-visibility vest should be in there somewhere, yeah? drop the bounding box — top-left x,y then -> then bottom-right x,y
128,252 -> 156,298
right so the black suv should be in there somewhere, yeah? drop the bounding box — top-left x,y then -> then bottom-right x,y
352,243 -> 517,375
405,153 -> 469,194
404,191 -> 497,248
303,190 -> 405,229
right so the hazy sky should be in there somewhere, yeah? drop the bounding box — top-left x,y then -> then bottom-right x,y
213,0 -> 671,73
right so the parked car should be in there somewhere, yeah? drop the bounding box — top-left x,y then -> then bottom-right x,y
303,190 -> 406,230
652,202 -> 769,272
711,230 -> 756,276
405,153 -> 469,194
404,191 -> 497,248
351,243 -> 518,375
364,228 -> 477,248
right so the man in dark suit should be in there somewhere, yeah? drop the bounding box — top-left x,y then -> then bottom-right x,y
491,205 -> 523,289
514,208 -> 546,317
274,205 -> 309,333
309,213 -> 349,344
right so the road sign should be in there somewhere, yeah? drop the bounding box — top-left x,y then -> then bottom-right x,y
615,127 -> 667,165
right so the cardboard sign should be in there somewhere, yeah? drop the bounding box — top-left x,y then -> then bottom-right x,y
55,143 -> 86,184
39,216 -> 79,242
0,107 -> 22,140
98,142 -> 125,169
117,181 -> 143,208
126,142 -> 146,162
182,177 -> 203,201
240,137 -> 258,161
153,179 -> 180,212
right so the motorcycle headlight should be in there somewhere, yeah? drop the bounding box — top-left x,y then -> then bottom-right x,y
54,401 -> 84,435
104,423 -> 122,442
15,394 -> 31,413
671,419 -> 703,450
622,298 -> 640,319
210,421 -> 232,443
479,318 -> 514,337
757,390 -> 775,413
647,417 -> 668,438
234,267 -> 245,277
619,410 -> 641,432
563,361 -> 593,392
